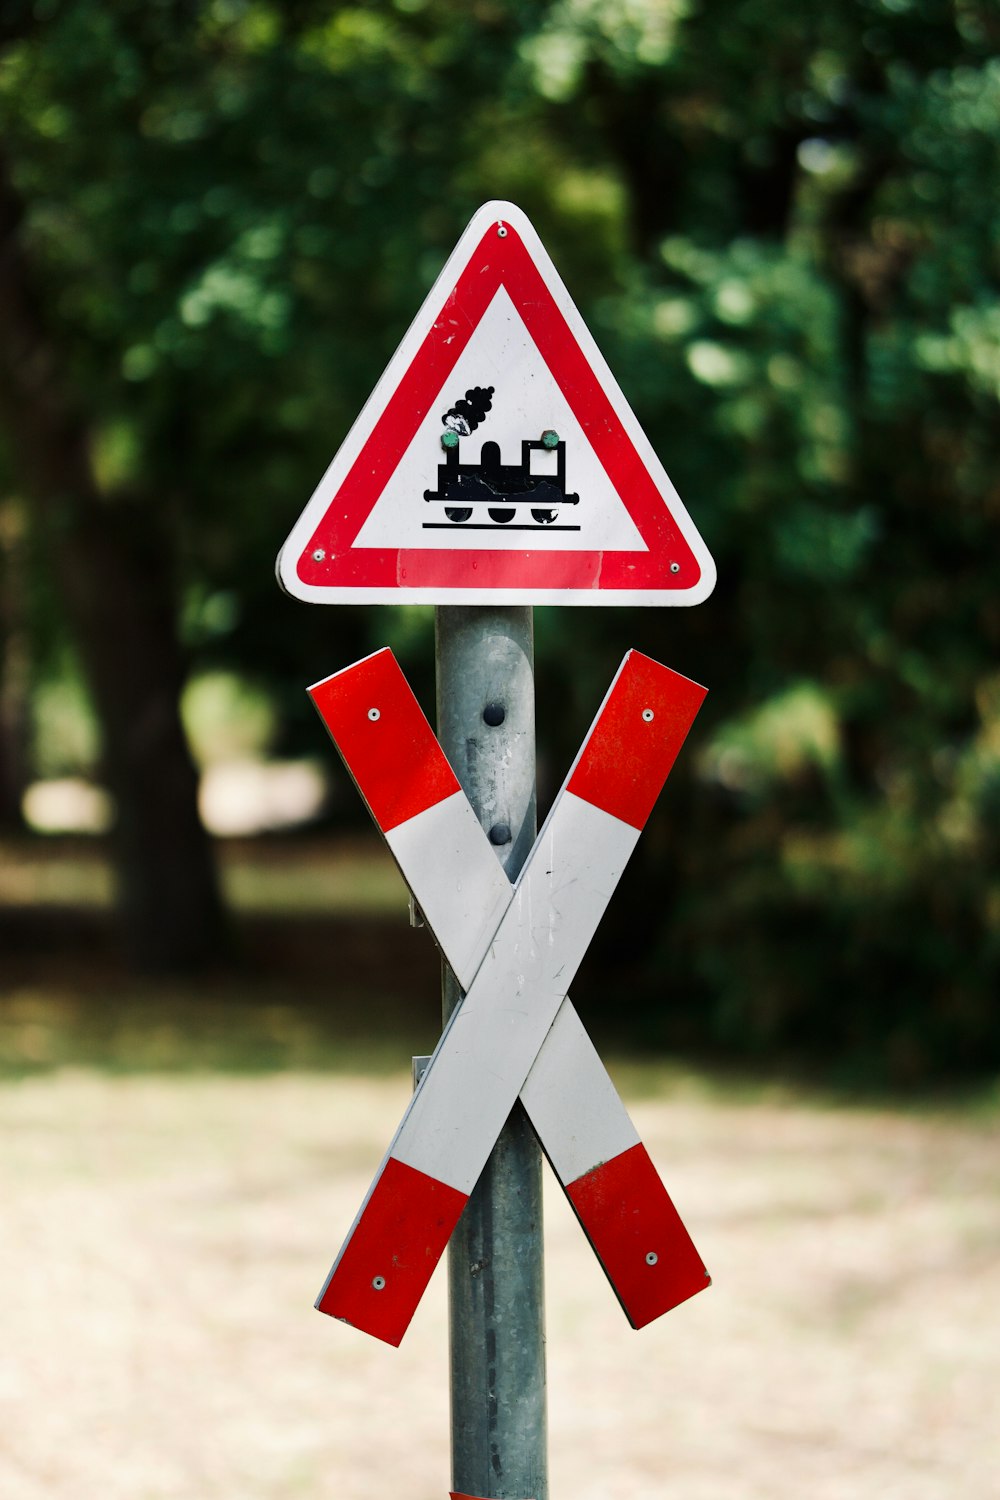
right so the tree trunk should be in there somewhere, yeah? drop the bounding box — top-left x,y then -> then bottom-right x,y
0,151 -> 228,972
0,498 -> 30,830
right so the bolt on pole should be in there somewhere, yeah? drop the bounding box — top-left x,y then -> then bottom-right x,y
435,605 -> 548,1500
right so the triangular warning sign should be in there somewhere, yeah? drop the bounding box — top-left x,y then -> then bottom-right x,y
277,201 -> 715,606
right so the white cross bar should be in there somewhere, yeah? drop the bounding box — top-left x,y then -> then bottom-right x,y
311,648 -> 707,1345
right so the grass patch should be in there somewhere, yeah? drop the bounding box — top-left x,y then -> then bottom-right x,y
0,832 -> 408,916
0,982 -> 442,1078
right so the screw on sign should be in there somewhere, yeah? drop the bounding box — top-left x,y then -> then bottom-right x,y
307,647 -> 710,1348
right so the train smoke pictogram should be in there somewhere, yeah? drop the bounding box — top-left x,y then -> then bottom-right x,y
442,386 -> 494,436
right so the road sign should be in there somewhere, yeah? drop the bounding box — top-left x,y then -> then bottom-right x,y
309,647 -> 708,1346
277,200 -> 716,607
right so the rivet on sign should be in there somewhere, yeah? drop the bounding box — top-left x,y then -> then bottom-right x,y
541,429 -> 559,449
372,1275 -> 386,1291
312,548 -> 326,561
441,429 -> 460,450
483,701 -> 506,727
642,708 -> 655,723
497,224 -> 508,238
669,561 -> 681,574
645,1251 -> 658,1266
489,822 -> 512,847
368,708 -> 381,722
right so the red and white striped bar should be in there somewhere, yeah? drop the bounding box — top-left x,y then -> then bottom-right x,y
310,648 -> 709,1332
310,648 -> 706,1345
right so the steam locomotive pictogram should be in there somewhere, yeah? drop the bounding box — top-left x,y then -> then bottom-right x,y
423,434 -> 581,529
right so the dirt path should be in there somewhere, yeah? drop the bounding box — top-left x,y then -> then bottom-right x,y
1,1066 -> 997,1499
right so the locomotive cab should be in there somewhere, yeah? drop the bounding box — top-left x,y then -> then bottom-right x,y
423,432 -> 580,529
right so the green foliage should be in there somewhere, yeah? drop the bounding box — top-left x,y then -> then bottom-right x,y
1,0 -> 998,1078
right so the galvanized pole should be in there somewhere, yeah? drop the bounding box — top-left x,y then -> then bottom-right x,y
435,605 -> 547,1500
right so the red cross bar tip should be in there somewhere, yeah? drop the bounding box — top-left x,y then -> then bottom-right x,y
309,648 -> 708,1346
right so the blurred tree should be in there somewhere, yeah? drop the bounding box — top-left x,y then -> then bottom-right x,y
0,496 -> 30,829
517,0 -> 1000,1078
0,0 -> 541,966
0,143 -> 226,967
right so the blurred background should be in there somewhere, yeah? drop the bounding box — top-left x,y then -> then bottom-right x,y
2,0 -> 998,1083
1,4 -> 999,1496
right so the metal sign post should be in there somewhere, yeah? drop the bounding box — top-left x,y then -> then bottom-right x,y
436,605 -> 545,1500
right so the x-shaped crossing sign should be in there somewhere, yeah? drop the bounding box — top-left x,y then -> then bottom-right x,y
309,647 -> 710,1346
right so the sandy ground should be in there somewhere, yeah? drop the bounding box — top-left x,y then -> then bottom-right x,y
1,1064 -> 997,1500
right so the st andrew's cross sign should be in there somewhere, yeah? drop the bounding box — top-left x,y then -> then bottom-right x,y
277,201 -> 716,607
307,646 -> 710,1346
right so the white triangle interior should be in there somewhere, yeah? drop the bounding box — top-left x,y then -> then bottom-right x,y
352,288 -> 648,553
